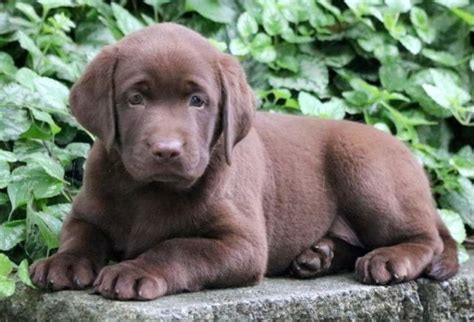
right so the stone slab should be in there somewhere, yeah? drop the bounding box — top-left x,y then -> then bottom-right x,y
1,251 -> 473,321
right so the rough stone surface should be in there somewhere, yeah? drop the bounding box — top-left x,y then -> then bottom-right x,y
1,251 -> 473,321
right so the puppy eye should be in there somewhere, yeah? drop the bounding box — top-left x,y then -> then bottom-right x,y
128,93 -> 144,106
190,95 -> 205,108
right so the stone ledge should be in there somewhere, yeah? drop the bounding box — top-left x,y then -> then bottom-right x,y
1,252 -> 473,321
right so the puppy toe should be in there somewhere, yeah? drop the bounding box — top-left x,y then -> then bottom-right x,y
368,256 -> 391,285
137,277 -> 167,301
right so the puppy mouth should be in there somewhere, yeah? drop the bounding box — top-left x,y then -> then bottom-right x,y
152,174 -> 187,183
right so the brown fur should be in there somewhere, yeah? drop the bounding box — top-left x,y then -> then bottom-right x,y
30,23 -> 459,300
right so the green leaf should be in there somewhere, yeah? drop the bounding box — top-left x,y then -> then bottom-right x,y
434,0 -> 469,8
0,193 -> 8,206
450,156 -> 474,178
379,61 -> 408,92
279,0 -> 312,23
111,3 -> 145,36
31,210 -> 62,250
0,161 -> 10,189
8,166 -> 64,211
399,34 -> 422,54
422,49 -> 461,66
407,68 -> 466,118
262,4 -> 288,36
0,53 -> 17,78
237,12 -> 258,39
250,33 -> 277,63
0,150 -> 17,163
0,221 -> 26,251
269,56 -> 329,97
440,177 -> 474,229
422,84 -> 450,109
185,0 -> 236,24
144,0 -> 171,11
64,143 -> 90,160
15,2 -> 41,23
16,31 -> 43,62
385,0 -> 412,12
410,7 -> 435,43
458,244 -> 469,264
33,77 -> 70,113
438,209 -> 467,244
0,254 -> 13,276
229,38 -> 250,56
26,153 -> 65,182
38,0 -> 74,10
18,259 -> 35,288
0,276 -> 15,299
0,106 -> 31,141
298,92 -> 346,120
44,203 -> 71,221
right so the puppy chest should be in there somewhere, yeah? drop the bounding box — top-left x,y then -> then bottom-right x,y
107,201 -> 205,259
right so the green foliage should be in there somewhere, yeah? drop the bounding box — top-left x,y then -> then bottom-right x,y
0,0 -> 472,297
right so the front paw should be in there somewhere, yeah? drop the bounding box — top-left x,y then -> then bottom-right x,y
94,261 -> 167,300
30,253 -> 97,291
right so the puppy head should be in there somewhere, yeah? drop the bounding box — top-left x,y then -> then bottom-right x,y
70,23 -> 255,189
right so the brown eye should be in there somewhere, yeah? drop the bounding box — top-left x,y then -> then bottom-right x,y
190,95 -> 205,108
128,93 -> 144,106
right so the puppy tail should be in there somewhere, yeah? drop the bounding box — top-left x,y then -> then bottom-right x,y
424,221 -> 460,281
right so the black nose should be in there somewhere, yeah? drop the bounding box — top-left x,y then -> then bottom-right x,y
150,139 -> 183,160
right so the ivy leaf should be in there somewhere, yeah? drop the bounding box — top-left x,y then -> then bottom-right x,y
0,161 -> 10,189
0,150 -> 17,163
422,49 -> 461,66
0,255 -> 16,297
0,276 -> 15,299
410,7 -> 435,43
0,53 -> 17,78
18,259 -> 35,288
0,221 -> 26,251
440,177 -> 474,229
26,153 -> 65,182
450,156 -> 474,178
269,56 -> 329,98
438,209 -> 467,244
298,92 -> 346,120
229,38 -> 250,56
385,0 -> 413,13
31,210 -> 62,250
185,0 -> 236,24
399,34 -> 422,55
379,61 -> 408,92
250,33 -> 277,63
0,254 -> 13,276
8,166 -> 64,211
237,12 -> 258,39
111,3 -> 144,36
38,0 -> 74,10
262,4 -> 288,36
0,106 -> 31,141
434,0 -> 470,8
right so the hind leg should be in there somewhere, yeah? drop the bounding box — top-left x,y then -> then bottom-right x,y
291,236 -> 365,278
328,125 -> 449,285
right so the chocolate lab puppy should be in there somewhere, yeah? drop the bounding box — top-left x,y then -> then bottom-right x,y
30,23 -> 459,300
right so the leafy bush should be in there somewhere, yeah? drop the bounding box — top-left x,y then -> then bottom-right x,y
0,0 -> 473,297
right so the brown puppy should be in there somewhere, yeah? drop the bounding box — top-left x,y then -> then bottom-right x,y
30,23 -> 459,300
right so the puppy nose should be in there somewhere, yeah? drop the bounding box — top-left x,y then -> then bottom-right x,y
150,139 -> 183,160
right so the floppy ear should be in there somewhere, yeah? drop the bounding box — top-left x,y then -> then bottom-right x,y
70,46 -> 119,151
219,54 -> 256,166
